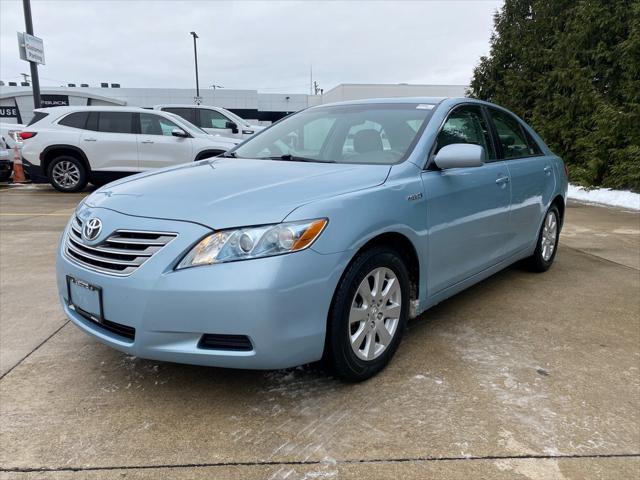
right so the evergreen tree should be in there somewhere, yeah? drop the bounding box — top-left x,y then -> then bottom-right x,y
469,0 -> 640,191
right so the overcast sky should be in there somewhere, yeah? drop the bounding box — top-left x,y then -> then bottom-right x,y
1,0 -> 502,94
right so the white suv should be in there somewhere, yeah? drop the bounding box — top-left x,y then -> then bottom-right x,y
20,106 -> 241,192
153,104 -> 265,139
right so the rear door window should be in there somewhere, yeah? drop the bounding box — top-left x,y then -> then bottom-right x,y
97,112 -> 135,134
488,109 -> 538,159
523,128 -> 543,155
162,107 -> 197,124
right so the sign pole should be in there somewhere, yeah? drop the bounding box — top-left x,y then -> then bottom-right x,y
22,0 -> 41,108
190,32 -> 200,102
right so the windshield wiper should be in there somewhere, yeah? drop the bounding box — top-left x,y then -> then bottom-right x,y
262,154 -> 335,163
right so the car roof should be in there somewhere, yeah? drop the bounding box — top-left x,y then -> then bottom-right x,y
315,97 -> 450,108
153,104 -> 225,109
33,106 -> 152,114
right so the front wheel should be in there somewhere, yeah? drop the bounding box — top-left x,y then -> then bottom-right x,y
324,247 -> 410,382
525,205 -> 560,272
47,156 -> 88,192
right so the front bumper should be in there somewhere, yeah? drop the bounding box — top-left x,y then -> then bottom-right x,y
56,207 -> 349,369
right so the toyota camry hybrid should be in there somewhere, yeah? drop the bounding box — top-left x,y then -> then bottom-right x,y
57,97 -> 568,381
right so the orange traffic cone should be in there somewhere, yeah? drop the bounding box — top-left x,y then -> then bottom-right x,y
12,145 -> 27,183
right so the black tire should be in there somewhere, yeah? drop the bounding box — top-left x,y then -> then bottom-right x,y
324,246 -> 410,382
524,205 -> 560,272
47,155 -> 88,193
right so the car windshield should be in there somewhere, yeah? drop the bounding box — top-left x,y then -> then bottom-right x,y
232,103 -> 435,164
163,112 -> 208,135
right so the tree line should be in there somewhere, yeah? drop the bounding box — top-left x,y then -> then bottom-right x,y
469,0 -> 639,191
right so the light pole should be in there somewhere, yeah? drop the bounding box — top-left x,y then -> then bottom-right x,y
22,0 -> 41,107
190,31 -> 200,101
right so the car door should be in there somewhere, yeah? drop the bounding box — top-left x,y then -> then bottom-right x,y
198,108 -> 238,137
80,111 -> 138,172
137,112 -> 193,169
487,108 -> 556,256
421,105 -> 511,294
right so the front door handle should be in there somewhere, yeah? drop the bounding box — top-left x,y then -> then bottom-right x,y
84,138 -> 97,142
141,140 -> 154,144
496,176 -> 510,185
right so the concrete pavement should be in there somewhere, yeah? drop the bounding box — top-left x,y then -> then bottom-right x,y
1,185 -> 638,479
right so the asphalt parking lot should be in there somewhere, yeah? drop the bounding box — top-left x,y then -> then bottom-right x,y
0,185 -> 638,479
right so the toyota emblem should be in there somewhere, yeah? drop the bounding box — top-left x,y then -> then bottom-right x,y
83,217 -> 102,241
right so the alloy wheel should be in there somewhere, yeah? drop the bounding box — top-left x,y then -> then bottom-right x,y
541,210 -> 558,261
52,161 -> 81,189
348,267 -> 402,361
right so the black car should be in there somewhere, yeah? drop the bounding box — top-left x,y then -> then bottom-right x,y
0,136 -> 14,182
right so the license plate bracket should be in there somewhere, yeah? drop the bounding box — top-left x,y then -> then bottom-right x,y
66,275 -> 104,323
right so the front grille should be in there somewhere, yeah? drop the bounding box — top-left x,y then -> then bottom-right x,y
198,334 -> 253,351
65,216 -> 177,276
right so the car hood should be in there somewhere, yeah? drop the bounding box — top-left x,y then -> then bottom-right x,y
198,133 -> 240,145
86,158 -> 391,229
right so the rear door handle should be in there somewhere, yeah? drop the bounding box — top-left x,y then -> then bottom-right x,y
544,165 -> 553,175
141,140 -> 154,144
496,176 -> 510,185
84,138 -> 97,142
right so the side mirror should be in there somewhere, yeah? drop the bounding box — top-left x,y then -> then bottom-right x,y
171,128 -> 189,138
225,121 -> 239,134
434,143 -> 484,169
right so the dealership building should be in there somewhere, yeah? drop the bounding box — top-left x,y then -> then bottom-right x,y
0,83 -> 467,125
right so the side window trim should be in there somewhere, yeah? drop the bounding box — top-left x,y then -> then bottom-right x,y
482,106 -> 503,161
480,106 -> 500,163
133,112 -> 141,135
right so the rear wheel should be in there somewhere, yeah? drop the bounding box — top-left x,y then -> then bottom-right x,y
47,156 -> 88,192
525,205 -> 560,272
324,247 -> 409,382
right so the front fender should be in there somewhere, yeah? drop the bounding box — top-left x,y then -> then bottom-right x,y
284,162 -> 428,304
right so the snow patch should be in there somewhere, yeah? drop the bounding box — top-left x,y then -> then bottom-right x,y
568,184 -> 640,211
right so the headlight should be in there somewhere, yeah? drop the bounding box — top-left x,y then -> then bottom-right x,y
176,218 -> 327,269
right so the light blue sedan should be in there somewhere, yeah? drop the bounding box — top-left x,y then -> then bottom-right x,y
57,98 -> 568,381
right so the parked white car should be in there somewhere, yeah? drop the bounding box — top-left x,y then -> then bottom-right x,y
20,107 -> 240,192
0,122 -> 25,182
153,104 -> 265,139
0,121 -> 25,149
